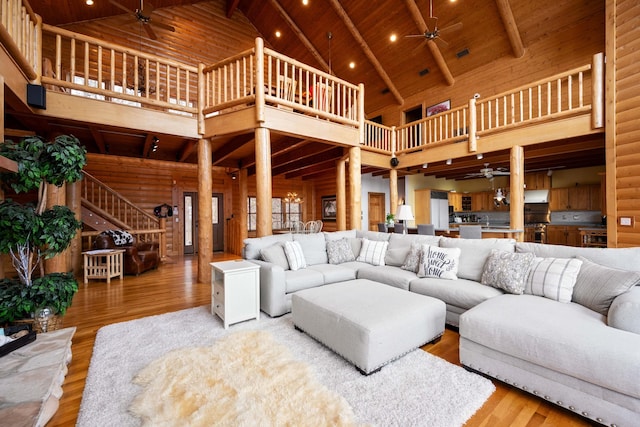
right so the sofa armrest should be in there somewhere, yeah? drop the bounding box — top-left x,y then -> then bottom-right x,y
608,286 -> 640,334
247,260 -> 288,317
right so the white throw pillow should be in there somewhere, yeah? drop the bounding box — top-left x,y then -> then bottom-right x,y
283,241 -> 307,271
417,244 -> 461,280
524,257 -> 583,303
356,238 -> 388,266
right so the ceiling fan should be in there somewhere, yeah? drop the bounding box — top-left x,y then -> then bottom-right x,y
464,163 -> 510,180
109,0 -> 175,40
405,0 -> 463,47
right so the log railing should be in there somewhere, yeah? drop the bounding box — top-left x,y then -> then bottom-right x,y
81,228 -> 166,258
40,24 -> 198,115
0,0 -> 40,80
202,37 -> 362,126
390,53 -> 604,156
80,171 -> 166,257
363,120 -> 395,153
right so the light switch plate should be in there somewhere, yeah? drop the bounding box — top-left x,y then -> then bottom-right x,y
620,217 -> 634,226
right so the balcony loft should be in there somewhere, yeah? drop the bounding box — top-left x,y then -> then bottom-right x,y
1,0 -> 604,178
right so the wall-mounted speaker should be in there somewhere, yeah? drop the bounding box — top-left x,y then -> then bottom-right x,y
27,84 -> 46,109
390,157 -> 399,167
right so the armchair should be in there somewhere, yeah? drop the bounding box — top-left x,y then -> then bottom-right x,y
93,231 -> 160,275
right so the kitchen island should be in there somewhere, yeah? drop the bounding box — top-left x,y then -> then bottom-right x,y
439,225 -> 524,239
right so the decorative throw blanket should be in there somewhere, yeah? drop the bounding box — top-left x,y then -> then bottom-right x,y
101,230 -> 134,246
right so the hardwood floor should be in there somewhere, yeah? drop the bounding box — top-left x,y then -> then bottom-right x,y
47,254 -> 593,427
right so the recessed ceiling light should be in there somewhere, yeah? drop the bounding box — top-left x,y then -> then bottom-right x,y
390,34 -> 397,42
446,158 -> 452,165
302,0 -> 309,5
422,163 -> 428,169
349,62 -> 355,69
275,30 -> 281,38
86,0 -> 94,4
477,153 -> 483,160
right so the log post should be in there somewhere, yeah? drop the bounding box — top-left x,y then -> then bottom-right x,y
255,127 -> 272,236
336,157 -> 346,230
510,145 -> 525,242
389,168 -> 398,216
348,146 -> 362,230
592,52 -> 605,129
197,138 -> 212,284
66,180 -> 82,276
238,168 -> 248,244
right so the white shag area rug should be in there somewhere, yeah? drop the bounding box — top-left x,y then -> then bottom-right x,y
78,306 -> 495,427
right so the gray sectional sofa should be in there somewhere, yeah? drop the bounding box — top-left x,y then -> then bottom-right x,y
243,230 -> 640,427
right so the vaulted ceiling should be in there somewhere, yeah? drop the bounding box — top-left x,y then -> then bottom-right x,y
9,0 -> 605,180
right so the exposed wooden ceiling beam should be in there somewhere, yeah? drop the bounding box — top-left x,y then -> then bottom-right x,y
404,0 -> 454,86
89,126 -> 108,154
176,139 -> 196,162
267,0 -> 330,72
495,0 -> 525,58
212,134 -> 254,166
326,0 -> 404,105
142,133 -> 155,158
225,0 -> 240,19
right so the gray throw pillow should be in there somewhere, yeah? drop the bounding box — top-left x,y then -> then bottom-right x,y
573,256 -> 640,315
481,249 -> 535,295
326,238 -> 356,265
401,241 -> 422,273
260,243 -> 289,270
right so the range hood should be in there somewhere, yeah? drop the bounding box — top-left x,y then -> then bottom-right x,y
524,189 -> 549,204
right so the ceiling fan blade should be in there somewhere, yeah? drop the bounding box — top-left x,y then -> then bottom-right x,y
143,22 -> 157,40
439,21 -> 463,34
109,0 -> 134,14
151,20 -> 176,32
435,36 -> 449,48
405,34 -> 427,38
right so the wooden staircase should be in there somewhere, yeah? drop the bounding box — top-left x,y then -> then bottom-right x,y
80,172 -> 167,259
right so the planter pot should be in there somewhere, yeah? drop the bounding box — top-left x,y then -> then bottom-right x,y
13,315 -> 64,333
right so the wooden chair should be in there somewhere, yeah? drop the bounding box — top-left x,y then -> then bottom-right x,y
377,223 -> 387,232
393,222 -> 404,234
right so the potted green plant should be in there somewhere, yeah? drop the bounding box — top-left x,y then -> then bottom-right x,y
0,135 -> 86,327
386,213 -> 395,226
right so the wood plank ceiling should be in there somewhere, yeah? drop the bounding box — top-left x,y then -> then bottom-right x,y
9,0 -> 605,181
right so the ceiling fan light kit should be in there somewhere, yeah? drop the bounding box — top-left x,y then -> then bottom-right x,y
109,0 -> 175,40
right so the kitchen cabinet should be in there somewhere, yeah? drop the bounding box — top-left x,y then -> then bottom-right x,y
525,172 -> 551,190
448,192 -> 462,212
415,189 -> 449,229
471,191 -> 492,211
546,225 -> 581,246
524,226 -> 535,242
550,185 -> 600,211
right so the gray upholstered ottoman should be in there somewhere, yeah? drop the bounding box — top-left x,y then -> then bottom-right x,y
291,279 -> 446,374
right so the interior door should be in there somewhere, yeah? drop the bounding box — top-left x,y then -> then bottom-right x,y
368,192 -> 385,231
183,192 -> 224,254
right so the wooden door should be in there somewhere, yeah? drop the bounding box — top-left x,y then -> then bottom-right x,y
183,192 -> 224,254
368,192 -> 385,231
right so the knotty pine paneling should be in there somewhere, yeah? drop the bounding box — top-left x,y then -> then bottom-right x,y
85,154 -> 234,256
612,0 -> 640,247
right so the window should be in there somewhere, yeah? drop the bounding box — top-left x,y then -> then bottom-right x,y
247,196 -> 302,231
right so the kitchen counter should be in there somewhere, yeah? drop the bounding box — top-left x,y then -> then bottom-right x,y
440,227 -> 524,239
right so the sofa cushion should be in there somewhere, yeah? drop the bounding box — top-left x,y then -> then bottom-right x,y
440,237 -> 516,282
573,256 -> 640,315
417,245 -> 461,280
326,238 -> 355,265
481,250 -> 536,295
608,286 -> 640,334
284,241 -> 307,271
356,230 -> 391,241
243,234 -> 293,260
285,268 -> 325,293
524,257 -> 582,303
307,264 -> 356,284
516,242 -> 640,272
357,238 -> 388,266
357,265 -> 417,290
323,229 -> 357,241
384,234 -> 441,267
293,233 -> 328,265
348,238 -> 363,259
259,243 -> 289,270
409,277 -> 504,310
460,294 -> 640,400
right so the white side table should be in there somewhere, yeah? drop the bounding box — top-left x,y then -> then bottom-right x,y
210,260 -> 260,329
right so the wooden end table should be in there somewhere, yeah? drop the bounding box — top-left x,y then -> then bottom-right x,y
83,249 -> 125,284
